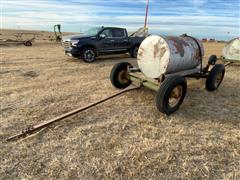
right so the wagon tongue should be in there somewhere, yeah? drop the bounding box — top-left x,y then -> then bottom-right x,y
6,85 -> 141,142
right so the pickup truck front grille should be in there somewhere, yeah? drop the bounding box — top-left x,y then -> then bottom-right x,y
62,41 -> 71,49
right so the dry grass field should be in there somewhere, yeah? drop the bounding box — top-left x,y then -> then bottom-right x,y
0,29 -> 240,179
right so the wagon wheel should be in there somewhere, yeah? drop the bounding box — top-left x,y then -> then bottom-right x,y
24,41 -> 32,46
110,62 -> 132,89
206,64 -> 225,91
208,55 -> 218,65
156,75 -> 187,115
131,45 -> 139,58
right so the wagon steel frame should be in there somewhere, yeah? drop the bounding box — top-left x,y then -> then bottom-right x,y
126,66 -> 210,92
219,56 -> 240,66
208,55 -> 240,68
109,58 -> 226,116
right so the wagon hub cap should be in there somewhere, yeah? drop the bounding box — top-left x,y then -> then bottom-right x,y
118,70 -> 128,84
168,85 -> 183,108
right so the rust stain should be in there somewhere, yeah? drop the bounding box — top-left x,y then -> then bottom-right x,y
153,39 -> 167,59
153,43 -> 159,58
160,46 -> 167,58
167,36 -> 190,47
166,36 -> 189,57
172,41 -> 185,57
194,50 -> 201,62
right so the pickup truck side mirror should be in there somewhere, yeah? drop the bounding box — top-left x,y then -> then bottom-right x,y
99,34 -> 106,40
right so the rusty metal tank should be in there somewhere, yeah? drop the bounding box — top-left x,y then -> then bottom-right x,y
137,35 -> 204,78
223,38 -> 240,61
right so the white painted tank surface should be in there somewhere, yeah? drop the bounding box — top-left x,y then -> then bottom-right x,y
137,35 -> 204,78
223,38 -> 240,61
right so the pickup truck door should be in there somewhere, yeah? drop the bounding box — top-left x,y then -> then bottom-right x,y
112,29 -> 129,51
98,28 -> 116,52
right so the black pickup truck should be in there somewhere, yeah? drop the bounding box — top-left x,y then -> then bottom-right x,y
62,27 -> 145,63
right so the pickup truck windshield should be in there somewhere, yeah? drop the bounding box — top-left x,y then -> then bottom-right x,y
84,27 -> 103,36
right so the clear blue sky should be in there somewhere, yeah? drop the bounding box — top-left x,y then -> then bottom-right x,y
2,0 -> 240,40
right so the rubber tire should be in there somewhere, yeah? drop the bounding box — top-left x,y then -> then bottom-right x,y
72,54 -> 79,58
206,64 -> 225,91
82,47 -> 96,63
110,62 -> 132,89
24,41 -> 32,46
156,75 -> 187,115
131,45 -> 139,58
208,55 -> 217,65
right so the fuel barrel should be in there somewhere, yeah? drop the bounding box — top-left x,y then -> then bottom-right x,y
137,35 -> 204,78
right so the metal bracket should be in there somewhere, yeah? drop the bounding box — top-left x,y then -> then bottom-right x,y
128,67 -> 141,73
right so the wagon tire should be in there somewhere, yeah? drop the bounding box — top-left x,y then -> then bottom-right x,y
208,55 -> 218,65
156,75 -> 187,115
110,62 -> 132,89
82,47 -> 96,63
24,41 -> 32,46
131,45 -> 139,58
206,64 -> 225,91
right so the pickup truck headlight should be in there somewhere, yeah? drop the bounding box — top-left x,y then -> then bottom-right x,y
71,40 -> 79,47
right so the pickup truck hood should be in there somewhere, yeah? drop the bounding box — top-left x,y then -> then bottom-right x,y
62,34 -> 94,41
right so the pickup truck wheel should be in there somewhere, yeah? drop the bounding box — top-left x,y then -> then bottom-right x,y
82,48 -> 96,63
131,45 -> 139,58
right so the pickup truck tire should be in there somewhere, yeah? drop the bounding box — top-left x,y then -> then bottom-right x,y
82,47 -> 96,63
131,45 -> 139,58
110,62 -> 132,89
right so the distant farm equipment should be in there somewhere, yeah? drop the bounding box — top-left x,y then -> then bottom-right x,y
208,37 -> 240,66
201,38 -> 223,43
54,24 -> 62,42
0,32 -> 36,46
